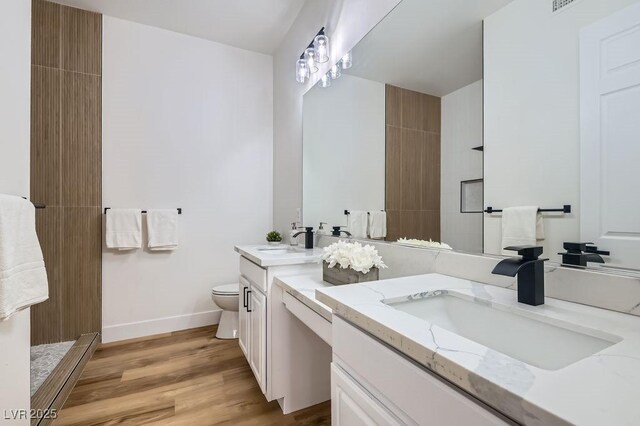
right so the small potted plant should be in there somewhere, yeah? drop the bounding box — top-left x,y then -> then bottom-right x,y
266,231 -> 283,245
322,240 -> 387,285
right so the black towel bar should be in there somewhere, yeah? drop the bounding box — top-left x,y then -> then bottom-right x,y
484,205 -> 571,214
103,208 -> 182,215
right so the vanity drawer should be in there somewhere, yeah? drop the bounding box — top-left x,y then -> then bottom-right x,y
240,256 -> 267,292
283,291 -> 332,346
333,317 -> 510,426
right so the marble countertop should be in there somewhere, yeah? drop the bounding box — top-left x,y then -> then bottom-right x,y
316,273 -> 640,425
275,274 -> 333,322
234,245 -> 324,267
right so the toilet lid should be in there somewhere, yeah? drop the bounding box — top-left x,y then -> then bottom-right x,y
211,283 -> 239,295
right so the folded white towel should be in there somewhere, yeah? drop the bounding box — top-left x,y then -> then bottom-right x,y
348,211 -> 368,239
368,211 -> 387,239
0,194 -> 49,320
147,209 -> 178,251
501,206 -> 544,255
106,209 -> 142,250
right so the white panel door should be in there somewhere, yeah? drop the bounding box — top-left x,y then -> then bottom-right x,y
249,285 -> 267,394
238,276 -> 250,357
581,2 -> 640,269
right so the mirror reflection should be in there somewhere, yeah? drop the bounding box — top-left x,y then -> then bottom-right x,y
303,0 -> 507,253
303,0 -> 640,272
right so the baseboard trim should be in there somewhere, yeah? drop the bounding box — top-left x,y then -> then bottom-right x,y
102,309 -> 222,343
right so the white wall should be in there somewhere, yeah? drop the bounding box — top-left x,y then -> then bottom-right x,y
102,17 -> 273,342
483,0 -> 638,261
441,80 -> 483,253
303,74 -> 385,228
0,0 -> 31,423
273,0 -> 400,237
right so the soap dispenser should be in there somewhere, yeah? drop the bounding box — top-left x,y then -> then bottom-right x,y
289,222 -> 299,246
317,222 -> 328,236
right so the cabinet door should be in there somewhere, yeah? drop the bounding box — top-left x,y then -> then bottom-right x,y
249,284 -> 267,394
332,364 -> 402,426
238,276 -> 250,357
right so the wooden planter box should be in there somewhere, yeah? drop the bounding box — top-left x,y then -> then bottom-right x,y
323,262 -> 379,285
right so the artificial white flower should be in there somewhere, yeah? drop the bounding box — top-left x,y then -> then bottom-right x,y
322,241 -> 387,274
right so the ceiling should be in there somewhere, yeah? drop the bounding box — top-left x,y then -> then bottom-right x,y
347,0 -> 512,97
48,0 -> 307,54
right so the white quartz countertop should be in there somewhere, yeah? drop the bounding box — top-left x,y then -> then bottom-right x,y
274,274 -> 333,322
234,244 -> 323,267
315,273 -> 640,426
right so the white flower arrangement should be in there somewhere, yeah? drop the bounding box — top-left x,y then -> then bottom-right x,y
322,241 -> 387,274
396,238 -> 453,250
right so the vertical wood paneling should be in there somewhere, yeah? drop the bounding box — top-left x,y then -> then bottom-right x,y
385,126 -> 402,211
60,6 -> 102,75
31,208 -> 62,345
31,0 -> 60,68
60,207 -> 102,341
385,84 -> 441,241
400,129 -> 423,211
31,66 -> 61,206
61,73 -> 102,207
30,0 -> 102,345
385,85 -> 401,127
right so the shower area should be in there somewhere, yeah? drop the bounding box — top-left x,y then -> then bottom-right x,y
30,0 -> 102,421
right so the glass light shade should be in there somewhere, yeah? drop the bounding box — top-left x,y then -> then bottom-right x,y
314,34 -> 329,63
296,58 -> 309,83
319,72 -> 332,88
305,47 -> 319,73
341,51 -> 353,69
329,63 -> 341,80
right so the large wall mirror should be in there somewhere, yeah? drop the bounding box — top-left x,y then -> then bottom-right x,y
303,0 -> 640,273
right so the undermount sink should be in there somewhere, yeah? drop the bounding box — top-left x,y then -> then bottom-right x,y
256,246 -> 301,254
386,291 -> 621,370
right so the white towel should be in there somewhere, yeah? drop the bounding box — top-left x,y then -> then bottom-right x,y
147,209 -> 178,251
348,211 -> 368,239
0,194 -> 49,320
501,206 -> 544,255
368,211 -> 387,239
106,209 -> 142,250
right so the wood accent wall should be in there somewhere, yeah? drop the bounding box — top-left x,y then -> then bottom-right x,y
385,84 -> 441,241
30,0 -> 102,345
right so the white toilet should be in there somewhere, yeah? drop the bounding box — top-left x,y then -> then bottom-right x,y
211,283 -> 239,339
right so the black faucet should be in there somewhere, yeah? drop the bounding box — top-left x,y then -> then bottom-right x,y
558,242 -> 609,267
293,227 -> 314,249
331,226 -> 352,237
492,246 -> 549,306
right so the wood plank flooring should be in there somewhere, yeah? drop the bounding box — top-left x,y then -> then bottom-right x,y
56,326 -> 331,425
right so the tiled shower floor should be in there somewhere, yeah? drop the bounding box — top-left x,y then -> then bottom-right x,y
30,341 -> 75,396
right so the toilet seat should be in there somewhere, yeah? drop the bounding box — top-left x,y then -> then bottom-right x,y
211,283 -> 239,296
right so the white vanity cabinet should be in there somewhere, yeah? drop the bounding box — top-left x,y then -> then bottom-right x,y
332,317 -> 512,426
236,249 -> 322,404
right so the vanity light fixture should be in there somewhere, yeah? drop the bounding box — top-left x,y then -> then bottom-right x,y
314,33 -> 329,63
319,72 -> 332,88
295,27 -> 329,84
341,51 -> 353,69
305,47 -> 319,73
296,58 -> 310,83
329,63 -> 341,80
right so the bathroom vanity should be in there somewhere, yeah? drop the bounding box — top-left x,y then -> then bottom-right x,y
316,273 -> 640,425
234,245 -> 328,412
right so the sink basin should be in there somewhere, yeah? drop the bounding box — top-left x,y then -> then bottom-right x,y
256,246 -> 301,255
386,291 -> 621,370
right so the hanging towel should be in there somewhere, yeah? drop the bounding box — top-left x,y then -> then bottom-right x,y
501,206 -> 544,255
0,194 -> 49,320
147,209 -> 178,251
368,211 -> 387,239
106,209 -> 142,250
348,211 -> 368,239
